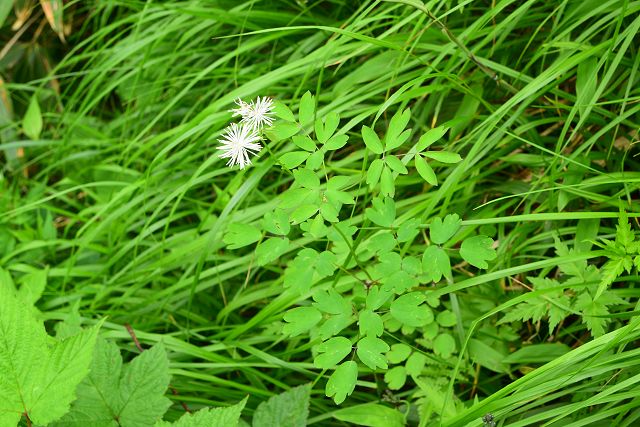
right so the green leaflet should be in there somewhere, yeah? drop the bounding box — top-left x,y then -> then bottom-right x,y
326,361 -> 358,405
54,339 -> 172,427
0,284 -> 101,427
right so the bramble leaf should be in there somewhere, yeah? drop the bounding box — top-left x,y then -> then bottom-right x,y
0,285 -> 101,427
252,385 -> 310,427
55,339 -> 171,427
156,398 -> 247,427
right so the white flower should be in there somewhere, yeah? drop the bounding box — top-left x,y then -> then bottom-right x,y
231,96 -> 275,131
217,123 -> 262,169
230,98 -> 252,119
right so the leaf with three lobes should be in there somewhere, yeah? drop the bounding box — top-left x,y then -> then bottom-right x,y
54,339 -> 171,427
460,235 -> 497,268
356,336 -> 389,370
223,223 -> 262,249
156,397 -> 247,427
314,337 -> 352,369
390,292 -> 433,327
429,214 -> 461,245
282,307 -> 322,337
422,245 -> 452,283
358,310 -> 384,337
365,197 -> 395,227
0,286 -> 101,427
326,362 -> 358,404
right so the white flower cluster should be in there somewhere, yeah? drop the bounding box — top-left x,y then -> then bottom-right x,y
217,96 -> 274,169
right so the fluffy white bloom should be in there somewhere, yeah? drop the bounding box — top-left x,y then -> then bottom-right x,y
217,123 -> 262,169
230,98 -> 252,119
231,96 -> 274,131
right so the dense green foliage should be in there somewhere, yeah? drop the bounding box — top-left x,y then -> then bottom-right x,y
1,0 -> 640,426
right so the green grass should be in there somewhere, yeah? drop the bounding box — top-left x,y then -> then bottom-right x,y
1,0 -> 640,426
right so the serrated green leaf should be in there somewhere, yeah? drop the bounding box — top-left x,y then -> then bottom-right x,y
429,214 -> 461,245
358,310 -> 384,337
55,339 -> 171,427
280,151 -> 310,169
0,285 -> 101,427
256,237 -> 290,266
460,235 -> 497,268
156,398 -> 247,427
23,96 -> 43,140
252,385 -> 310,427
390,292 -> 433,327
415,155 -> 437,186
223,223 -> 262,249
298,91 -> 315,126
282,307 -> 322,337
314,337 -> 352,369
326,361 -> 358,404
362,126 -> 383,154
357,336 -> 389,370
